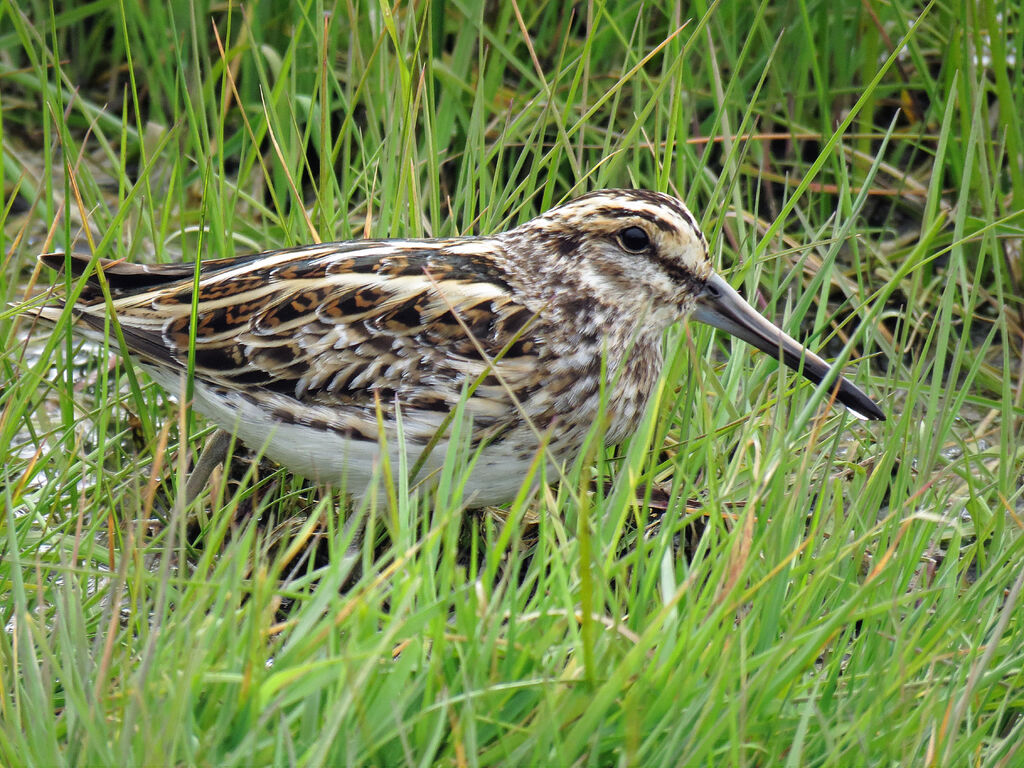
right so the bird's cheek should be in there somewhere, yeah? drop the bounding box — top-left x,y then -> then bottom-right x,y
671,291 -> 698,316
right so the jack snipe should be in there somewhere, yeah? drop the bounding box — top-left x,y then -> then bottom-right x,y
36,189 -> 884,504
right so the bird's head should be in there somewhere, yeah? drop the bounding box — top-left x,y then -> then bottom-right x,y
509,188 -> 884,421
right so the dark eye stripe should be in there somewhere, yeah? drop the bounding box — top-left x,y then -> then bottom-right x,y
648,252 -> 703,292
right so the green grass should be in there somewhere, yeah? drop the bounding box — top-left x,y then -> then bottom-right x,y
2,0 -> 1023,764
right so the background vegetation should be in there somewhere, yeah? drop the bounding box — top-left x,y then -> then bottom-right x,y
2,0 -> 1022,764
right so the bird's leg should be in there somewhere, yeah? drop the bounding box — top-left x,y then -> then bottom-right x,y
184,428 -> 233,507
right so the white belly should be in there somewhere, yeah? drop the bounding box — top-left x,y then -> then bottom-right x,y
146,367 -> 542,506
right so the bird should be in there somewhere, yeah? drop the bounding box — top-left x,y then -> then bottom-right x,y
34,189 -> 884,505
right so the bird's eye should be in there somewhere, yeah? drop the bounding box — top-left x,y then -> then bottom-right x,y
617,226 -> 650,253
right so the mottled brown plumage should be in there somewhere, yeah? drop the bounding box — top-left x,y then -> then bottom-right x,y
36,189 -> 884,504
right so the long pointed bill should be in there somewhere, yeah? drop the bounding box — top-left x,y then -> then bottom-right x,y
692,273 -> 885,421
